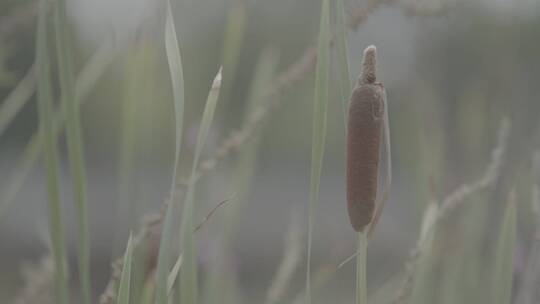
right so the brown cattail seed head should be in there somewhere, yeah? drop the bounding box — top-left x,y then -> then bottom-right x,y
347,45 -> 385,232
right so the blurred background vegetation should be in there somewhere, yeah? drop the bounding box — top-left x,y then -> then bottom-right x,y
1,0 -> 539,303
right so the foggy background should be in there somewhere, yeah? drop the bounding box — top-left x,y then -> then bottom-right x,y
1,0 -> 539,302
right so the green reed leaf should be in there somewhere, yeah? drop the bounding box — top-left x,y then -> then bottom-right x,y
306,0 -> 330,303
36,1 -> 69,303
53,0 -> 91,301
155,1 -> 186,304
117,234 -> 134,304
179,67 -> 221,304
335,0 -> 351,123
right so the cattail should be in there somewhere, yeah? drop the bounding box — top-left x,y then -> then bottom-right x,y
347,45 -> 386,232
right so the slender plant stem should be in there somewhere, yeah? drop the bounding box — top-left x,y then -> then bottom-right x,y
356,232 -> 368,304
36,0 -> 69,303
54,0 -> 91,303
306,206 -> 313,304
306,0 -> 330,302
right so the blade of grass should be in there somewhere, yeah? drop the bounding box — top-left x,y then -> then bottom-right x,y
167,253 -> 183,295
203,49 -> 278,242
53,0 -> 91,302
334,0 -> 351,123
218,0 -> 246,108
0,39 -> 113,220
155,1 -> 185,304
179,68 -> 222,304
36,1 -> 69,303
131,236 -> 151,304
117,234 -> 134,304
203,50 -> 278,304
306,0 -> 330,303
227,49 -> 278,228
491,190 -> 517,304
0,64 -> 36,138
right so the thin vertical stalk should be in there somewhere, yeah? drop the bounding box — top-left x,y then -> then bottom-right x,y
306,0 -> 330,302
178,69 -> 221,304
356,232 -> 368,304
335,0 -> 351,124
36,0 -> 69,303
218,0 -> 246,110
155,1 -> 185,303
54,0 -> 91,303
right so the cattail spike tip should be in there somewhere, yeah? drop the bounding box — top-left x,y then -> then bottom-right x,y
360,45 -> 377,85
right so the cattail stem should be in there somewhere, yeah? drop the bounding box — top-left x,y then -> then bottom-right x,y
356,232 -> 368,304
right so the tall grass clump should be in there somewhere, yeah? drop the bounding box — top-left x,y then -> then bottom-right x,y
35,0 -> 69,303
306,0 -> 330,303
158,4 -> 224,299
